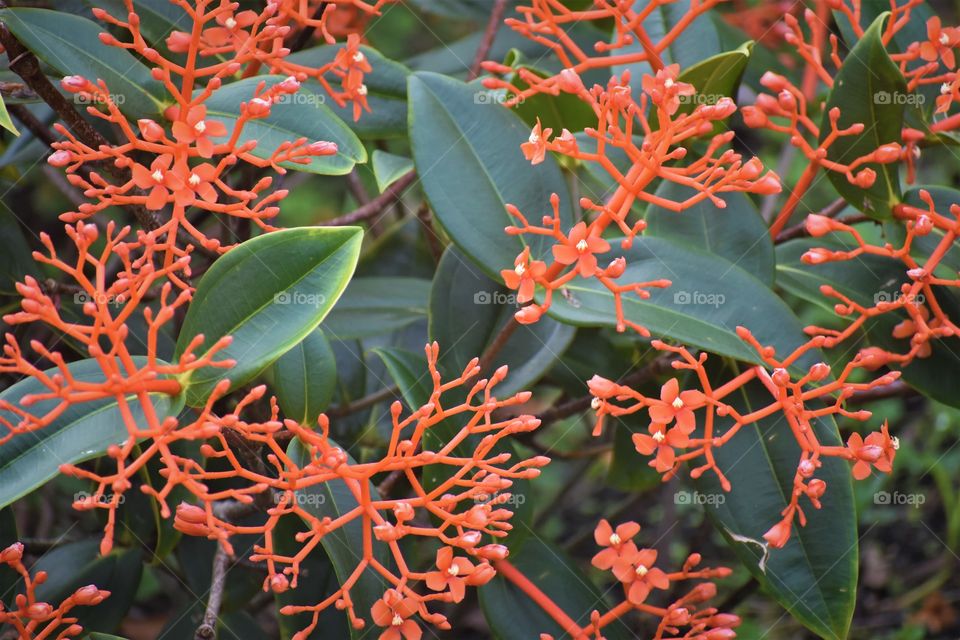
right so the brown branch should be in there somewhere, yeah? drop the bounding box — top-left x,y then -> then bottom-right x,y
468,0 -> 509,80
195,544 -> 230,640
321,170 -> 416,227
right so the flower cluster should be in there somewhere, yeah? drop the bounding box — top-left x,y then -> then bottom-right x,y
0,542 -> 110,639
493,520 -> 738,640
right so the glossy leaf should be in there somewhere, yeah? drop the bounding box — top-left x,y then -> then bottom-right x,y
31,540 -> 143,633
175,227 -> 362,406
288,437 -> 389,637
371,150 -> 414,192
0,358 -> 184,508
478,536 -> 630,640
545,236 -> 815,369
268,328 -> 337,425
409,71 -> 573,276
644,181 -> 774,285
0,8 -> 167,118
675,41 -> 752,119
0,94 -> 18,136
287,45 -> 410,139
86,0 -> 190,45
203,76 -> 366,175
695,364 -> 857,640
820,13 -> 906,217
429,246 -> 575,396
0,209 -> 36,296
322,276 -> 431,340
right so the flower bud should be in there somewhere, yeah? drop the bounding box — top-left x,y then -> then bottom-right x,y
874,143 -> 901,163
804,214 -> 833,237
914,214 -> 933,235
515,305 -> 543,324
808,362 -> 831,381
807,479 -> 827,499
47,150 -> 72,167
477,544 -> 509,561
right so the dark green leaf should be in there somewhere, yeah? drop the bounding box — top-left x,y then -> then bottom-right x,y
409,71 -> 573,276
644,181 -> 774,285
322,276 -> 430,340
0,209 -> 36,296
0,8 -> 167,118
269,328 -> 337,425
86,0 -> 190,45
175,227 -> 362,406
429,246 -> 575,396
0,358 -> 184,508
371,150 -> 414,192
204,76 -> 366,175
820,13 -> 906,217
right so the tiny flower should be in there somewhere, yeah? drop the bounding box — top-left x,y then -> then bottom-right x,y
425,546 -> 473,602
620,548 -> 670,604
371,589 -> 421,640
633,423 -> 688,472
172,105 -> 228,158
131,154 -> 185,210
552,222 -> 610,277
592,520 -> 641,576
521,118 -> 552,165
920,17 -> 960,69
501,247 -> 546,303
640,64 -> 695,115
648,378 -> 705,434
847,424 -> 896,480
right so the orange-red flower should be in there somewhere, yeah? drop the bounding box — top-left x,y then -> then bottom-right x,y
425,547 -> 474,602
371,589 -> 422,640
641,64 -> 695,115
172,105 -> 228,158
521,118 -> 551,165
633,423 -> 688,472
919,17 -> 960,69
847,425 -> 897,480
502,247 -> 546,303
131,154 -> 185,210
552,222 -> 610,277
620,548 -> 670,605
648,378 -> 704,434
592,520 -> 641,576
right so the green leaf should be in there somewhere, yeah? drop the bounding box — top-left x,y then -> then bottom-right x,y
0,94 -> 18,136
429,246 -> 575,396
31,541 -> 143,634
614,0 -> 722,82
508,62 -> 597,133
85,0 -> 190,45
203,76 -> 366,175
478,536 -> 630,640
694,364 -> 857,640
0,8 -> 167,118
820,13 -> 906,217
546,236 -> 815,368
322,276 -> 430,340
644,181 -> 774,285
87,634 -> 131,640
675,41 -> 753,119
371,150 -> 414,193
0,358 -> 184,508
175,227 -> 362,406
0,209 -> 36,296
409,71 -> 573,277
776,235 -> 960,408
268,328 -> 337,425
286,45 -> 410,139
0,508 -> 17,609
287,438 -> 389,637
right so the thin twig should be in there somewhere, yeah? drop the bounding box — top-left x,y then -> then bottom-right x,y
321,170 -> 416,226
195,545 -> 230,640
468,0 -> 509,80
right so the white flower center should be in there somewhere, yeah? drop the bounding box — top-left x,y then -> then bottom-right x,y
609,533 -> 621,546
635,564 -> 648,577
515,262 -> 525,276
940,33 -> 950,45
891,436 -> 900,450
528,130 -> 540,144
194,120 -> 206,134
189,173 -> 201,187
576,239 -> 589,253
357,84 -> 368,96
447,564 -> 460,577
591,397 -> 601,410
671,396 -> 684,410
392,614 -> 403,627
652,430 -> 665,443
942,82 -> 952,95
152,169 -> 164,183
664,78 -> 674,89
353,51 -> 365,63
225,17 -> 237,29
